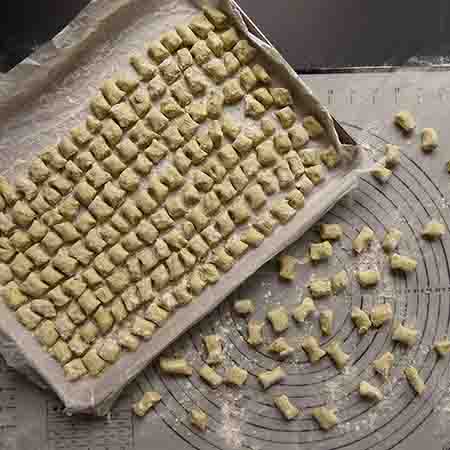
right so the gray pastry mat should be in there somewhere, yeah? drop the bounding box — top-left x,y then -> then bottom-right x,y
2,68 -> 450,449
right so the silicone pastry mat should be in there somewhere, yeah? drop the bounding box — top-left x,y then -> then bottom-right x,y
0,0 -> 365,414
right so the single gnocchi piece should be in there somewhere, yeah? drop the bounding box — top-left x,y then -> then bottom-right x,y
268,337 -> 294,358
309,278 -> 332,299
352,226 -> 375,253
351,307 -> 372,334
133,391 -> 161,417
191,408 -> 208,431
223,78 -> 245,104
312,407 -> 338,430
203,335 -> 224,365
310,241 -> 333,262
390,253 -> 417,273
292,297 -> 316,323
233,299 -> 255,315
394,110 -> 416,133
276,106 -> 297,129
302,336 -> 326,363
434,338 -> 450,357
373,351 -> 394,379
357,270 -> 380,288
331,271 -> 348,293
257,366 -> 286,390
371,165 -> 392,184
198,364 -> 223,387
404,366 -> 426,395
384,144 -> 401,168
421,128 -> 439,152
267,306 -> 289,333
224,366 -> 248,386
279,255 -> 297,281
422,221 -> 446,240
319,309 -> 334,336
273,395 -> 300,420
247,319 -> 264,346
370,303 -> 393,327
325,340 -> 350,369
359,381 -> 383,402
382,228 -> 402,253
392,323 -> 418,346
303,116 -> 324,138
159,357 -> 193,376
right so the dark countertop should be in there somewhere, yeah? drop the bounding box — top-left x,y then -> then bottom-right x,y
1,0 -> 450,72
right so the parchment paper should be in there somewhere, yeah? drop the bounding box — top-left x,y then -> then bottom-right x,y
0,0 -> 368,415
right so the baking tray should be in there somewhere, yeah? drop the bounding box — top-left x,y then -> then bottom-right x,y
0,0 -> 366,415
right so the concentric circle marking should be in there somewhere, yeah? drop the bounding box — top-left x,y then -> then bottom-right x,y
136,125 -> 450,450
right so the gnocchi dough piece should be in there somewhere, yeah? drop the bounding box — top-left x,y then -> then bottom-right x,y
352,226 -> 375,253
101,118 -> 123,145
161,30 -> 183,53
384,144 -> 401,168
392,323 -> 418,346
211,246 -> 234,271
434,339 -> 450,357
209,120 -> 224,148
312,407 -> 338,430
302,336 -> 326,363
223,51 -> 241,74
320,224 -> 343,241
253,87 -> 274,108
273,395 -> 299,420
292,297 -> 316,323
370,304 -> 393,327
132,316 -> 155,339
286,151 -> 305,179
203,334 -> 224,365
228,199 -> 250,224
310,241 -> 333,262
206,31 -> 224,57
257,366 -> 286,390
189,14 -> 215,39
198,364 -> 223,387
186,100 -> 207,122
357,270 -> 380,287
371,165 -> 392,184
373,352 -> 394,379
233,299 -> 255,315
82,349 -> 106,376
233,39 -> 257,65
223,79 -> 245,104
252,64 -> 271,83
190,40 -> 213,66
309,278 -> 332,298
267,306 -> 289,333
241,226 -> 264,247
268,337 -> 294,358
175,24 -> 199,47
240,66 -> 257,92
276,106 -> 297,129
275,161 -> 295,189
90,93 -> 111,119
257,170 -> 279,195
147,40 -> 170,64
224,366 -> 248,386
203,6 -> 228,29
422,221 -> 445,240
130,54 -> 157,80
111,102 -> 139,128
145,302 -> 170,326
159,357 -> 193,375
261,117 -> 276,137
404,366 -> 426,395
390,253 -> 417,272
304,165 -> 324,185
247,319 -> 264,346
148,75 -> 167,99
325,340 -> 350,369
359,381 -> 383,402
351,307 -> 372,334
160,96 -> 184,119
225,236 -> 248,258
204,59 -> 228,83
279,255 -> 297,281
244,95 -> 265,118
133,391 -> 161,417
191,409 -> 208,431
382,228 -> 402,252
245,184 -> 266,210
320,146 -> 340,169
220,27 -> 239,51
319,309 -> 334,336
185,66 -> 208,94
64,359 -> 87,381
303,116 -> 324,138
271,199 -> 296,224
256,140 -> 278,166
207,90 -> 224,119
394,110 -> 416,133
176,48 -> 194,71
270,88 -> 293,108
101,79 -> 126,105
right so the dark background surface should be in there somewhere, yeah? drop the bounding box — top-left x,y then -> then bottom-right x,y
1,0 -> 450,73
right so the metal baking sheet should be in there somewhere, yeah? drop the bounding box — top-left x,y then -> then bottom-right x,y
0,0 -> 366,415
2,68 -> 450,449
